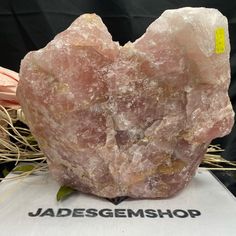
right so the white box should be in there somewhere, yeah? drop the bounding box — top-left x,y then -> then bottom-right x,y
0,170 -> 235,236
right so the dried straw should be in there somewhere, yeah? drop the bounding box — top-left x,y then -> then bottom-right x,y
203,145 -> 236,170
0,106 -> 47,179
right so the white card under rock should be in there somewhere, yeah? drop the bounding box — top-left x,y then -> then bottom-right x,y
0,170 -> 235,236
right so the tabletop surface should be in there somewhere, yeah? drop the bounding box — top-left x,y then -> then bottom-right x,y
0,170 -> 235,236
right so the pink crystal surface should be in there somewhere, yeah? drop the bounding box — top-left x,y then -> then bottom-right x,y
17,8 -> 234,198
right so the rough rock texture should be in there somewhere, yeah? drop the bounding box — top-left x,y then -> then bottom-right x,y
17,8 -> 234,198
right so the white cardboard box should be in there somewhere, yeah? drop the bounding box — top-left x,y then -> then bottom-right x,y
0,170 -> 235,236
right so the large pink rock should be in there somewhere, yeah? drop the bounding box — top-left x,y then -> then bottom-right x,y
17,8 -> 234,198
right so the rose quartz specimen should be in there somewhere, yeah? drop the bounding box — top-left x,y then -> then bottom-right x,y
17,7 -> 234,198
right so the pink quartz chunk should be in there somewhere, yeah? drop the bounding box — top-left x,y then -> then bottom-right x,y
17,8 -> 234,198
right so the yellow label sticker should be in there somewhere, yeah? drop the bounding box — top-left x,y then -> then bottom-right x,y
215,27 -> 225,54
